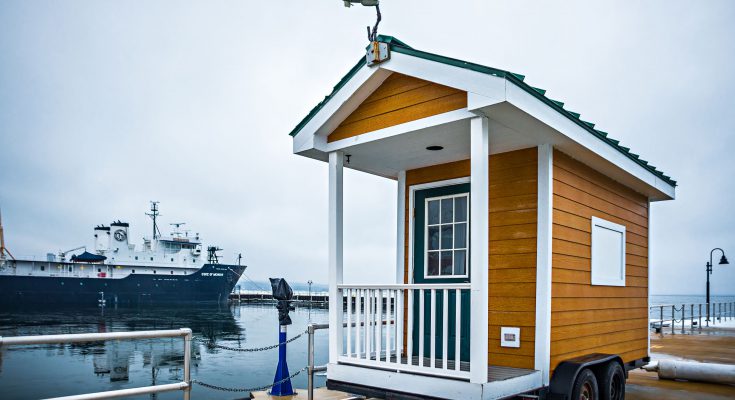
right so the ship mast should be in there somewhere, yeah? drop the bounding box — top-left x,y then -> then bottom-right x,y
146,201 -> 161,240
0,208 -> 15,261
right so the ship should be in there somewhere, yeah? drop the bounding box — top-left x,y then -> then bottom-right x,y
0,202 -> 246,305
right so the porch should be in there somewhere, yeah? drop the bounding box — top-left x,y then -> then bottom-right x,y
329,284 -> 541,399
321,105 -> 546,399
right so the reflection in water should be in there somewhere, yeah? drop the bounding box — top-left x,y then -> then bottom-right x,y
1,304 -> 241,383
0,303 -> 329,400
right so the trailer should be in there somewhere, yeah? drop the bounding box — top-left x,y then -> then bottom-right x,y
288,35 -> 675,400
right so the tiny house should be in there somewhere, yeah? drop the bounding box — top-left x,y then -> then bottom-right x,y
289,36 -> 675,399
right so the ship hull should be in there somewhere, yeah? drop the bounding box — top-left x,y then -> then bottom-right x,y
0,263 -> 245,305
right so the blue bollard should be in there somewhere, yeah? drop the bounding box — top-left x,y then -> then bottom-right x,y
270,324 -> 294,396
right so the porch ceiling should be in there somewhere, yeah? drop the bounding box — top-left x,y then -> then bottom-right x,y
332,111 -> 542,180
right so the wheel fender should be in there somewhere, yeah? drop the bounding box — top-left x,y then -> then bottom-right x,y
548,353 -> 624,400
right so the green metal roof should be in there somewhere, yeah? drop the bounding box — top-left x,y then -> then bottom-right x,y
289,35 -> 676,187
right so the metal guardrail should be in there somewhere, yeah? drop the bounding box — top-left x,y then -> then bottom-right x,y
307,323 -> 329,400
0,328 -> 192,400
650,302 -> 735,334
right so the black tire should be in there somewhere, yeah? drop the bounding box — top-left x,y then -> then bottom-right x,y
599,361 -> 626,400
571,368 -> 599,400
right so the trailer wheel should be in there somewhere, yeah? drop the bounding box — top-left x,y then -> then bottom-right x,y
572,368 -> 599,400
599,361 -> 625,400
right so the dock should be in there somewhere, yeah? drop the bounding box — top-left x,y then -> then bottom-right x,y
229,291 -> 328,305
626,326 -> 735,400
255,324 -> 735,400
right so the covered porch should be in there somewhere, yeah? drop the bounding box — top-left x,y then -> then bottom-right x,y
322,109 -> 544,398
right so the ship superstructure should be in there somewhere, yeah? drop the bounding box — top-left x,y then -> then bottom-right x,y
0,203 -> 246,304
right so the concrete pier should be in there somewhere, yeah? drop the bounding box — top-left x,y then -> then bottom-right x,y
626,326 -> 735,400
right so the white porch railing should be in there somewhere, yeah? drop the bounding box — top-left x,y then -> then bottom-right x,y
336,283 -> 471,380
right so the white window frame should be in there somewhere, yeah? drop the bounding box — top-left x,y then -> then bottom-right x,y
590,216 -> 626,287
423,192 -> 470,279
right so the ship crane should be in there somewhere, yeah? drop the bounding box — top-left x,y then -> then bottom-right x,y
58,246 -> 86,262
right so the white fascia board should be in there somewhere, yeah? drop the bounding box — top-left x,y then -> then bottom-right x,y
468,90 -> 506,111
381,52 -> 507,101
327,363 -> 542,400
322,108 -> 475,153
292,66 -> 391,154
328,363 -> 483,399
505,83 -> 676,200
482,370 -> 542,400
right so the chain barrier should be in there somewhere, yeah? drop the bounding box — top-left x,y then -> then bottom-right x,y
194,328 -> 308,352
194,366 -> 307,393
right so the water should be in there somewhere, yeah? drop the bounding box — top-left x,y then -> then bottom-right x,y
0,303 -> 329,399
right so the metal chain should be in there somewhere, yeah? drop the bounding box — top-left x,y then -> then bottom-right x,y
193,366 -> 307,393
194,329 -> 308,352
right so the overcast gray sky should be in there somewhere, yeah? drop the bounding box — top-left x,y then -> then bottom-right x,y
1,1 -> 734,295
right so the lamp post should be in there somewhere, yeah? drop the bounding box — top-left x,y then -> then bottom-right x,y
705,248 -> 729,324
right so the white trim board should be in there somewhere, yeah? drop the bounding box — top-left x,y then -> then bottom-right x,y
534,144 -> 553,384
327,363 -> 542,400
396,170 -> 406,284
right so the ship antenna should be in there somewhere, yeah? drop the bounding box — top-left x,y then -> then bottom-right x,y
146,201 -> 161,240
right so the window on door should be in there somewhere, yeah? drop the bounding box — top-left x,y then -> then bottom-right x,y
425,193 -> 469,278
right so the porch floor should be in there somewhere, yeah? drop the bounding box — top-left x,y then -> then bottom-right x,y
347,354 -> 536,382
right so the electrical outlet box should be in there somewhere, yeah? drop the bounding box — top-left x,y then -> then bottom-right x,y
501,327 -> 520,348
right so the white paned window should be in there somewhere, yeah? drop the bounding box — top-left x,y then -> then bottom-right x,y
590,216 -> 626,286
425,193 -> 469,278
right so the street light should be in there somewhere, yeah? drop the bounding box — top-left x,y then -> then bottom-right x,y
705,248 -> 729,324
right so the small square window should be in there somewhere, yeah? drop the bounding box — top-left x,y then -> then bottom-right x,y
591,216 -> 626,286
424,193 -> 469,279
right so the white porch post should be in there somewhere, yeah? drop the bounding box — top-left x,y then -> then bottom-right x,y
535,144 -> 553,384
396,171 -> 406,284
328,151 -> 344,364
470,116 -> 489,384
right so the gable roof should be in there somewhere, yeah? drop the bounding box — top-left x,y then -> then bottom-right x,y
289,35 -> 676,187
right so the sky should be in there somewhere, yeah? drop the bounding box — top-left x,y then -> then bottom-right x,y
1,1 -> 734,295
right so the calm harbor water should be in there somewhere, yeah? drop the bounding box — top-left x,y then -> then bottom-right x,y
0,303 -> 329,399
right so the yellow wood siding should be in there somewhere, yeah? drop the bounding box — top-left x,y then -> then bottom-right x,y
488,148 -> 537,370
550,150 -> 649,372
402,148 -> 538,370
328,73 -> 467,143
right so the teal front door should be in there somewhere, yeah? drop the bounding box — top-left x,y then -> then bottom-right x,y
412,183 -> 471,362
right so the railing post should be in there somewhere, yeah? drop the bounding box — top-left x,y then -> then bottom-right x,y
690,304 -> 694,330
699,304 -> 702,330
671,305 -> 675,335
659,306 -> 663,334
182,328 -> 192,400
308,324 -> 315,400
682,304 -> 685,333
